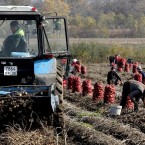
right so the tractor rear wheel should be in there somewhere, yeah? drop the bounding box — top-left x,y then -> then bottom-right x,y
53,65 -> 64,134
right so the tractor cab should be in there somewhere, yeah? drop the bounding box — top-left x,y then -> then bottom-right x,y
0,6 -> 69,86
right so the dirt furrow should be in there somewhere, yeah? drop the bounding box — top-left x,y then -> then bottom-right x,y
64,92 -> 145,133
64,100 -> 145,145
64,115 -> 124,145
116,110 -> 145,133
64,93 -> 103,112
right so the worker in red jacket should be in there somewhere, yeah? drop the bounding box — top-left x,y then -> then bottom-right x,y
120,80 -> 145,112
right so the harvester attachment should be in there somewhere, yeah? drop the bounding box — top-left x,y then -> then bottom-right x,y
0,85 -> 59,130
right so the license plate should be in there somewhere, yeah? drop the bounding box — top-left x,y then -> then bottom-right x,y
4,66 -> 17,76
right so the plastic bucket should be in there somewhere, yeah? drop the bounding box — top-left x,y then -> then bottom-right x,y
110,105 -> 122,115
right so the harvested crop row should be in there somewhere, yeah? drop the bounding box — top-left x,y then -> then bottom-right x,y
64,92 -> 104,112
64,91 -> 145,134
64,101 -> 145,144
64,115 -> 124,145
116,109 -> 145,133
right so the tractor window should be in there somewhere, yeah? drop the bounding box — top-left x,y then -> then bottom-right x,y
0,20 -> 38,58
43,17 -> 68,54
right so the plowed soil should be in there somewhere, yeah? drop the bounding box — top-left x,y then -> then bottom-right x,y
63,63 -> 145,145
1,63 -> 145,145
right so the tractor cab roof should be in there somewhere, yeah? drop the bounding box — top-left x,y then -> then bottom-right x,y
0,6 -> 38,12
0,6 -> 41,16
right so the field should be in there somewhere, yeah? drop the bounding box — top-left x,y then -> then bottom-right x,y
65,37 -> 145,144
63,62 -> 145,145
1,38 -> 145,144
1,62 -> 145,145
69,38 -> 145,44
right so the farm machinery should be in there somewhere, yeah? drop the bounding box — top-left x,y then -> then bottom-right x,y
0,6 -> 70,132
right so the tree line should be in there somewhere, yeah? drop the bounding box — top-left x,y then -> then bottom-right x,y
2,0 -> 145,38
67,0 -> 145,38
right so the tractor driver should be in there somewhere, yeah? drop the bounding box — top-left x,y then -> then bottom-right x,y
10,20 -> 25,38
0,20 -> 27,56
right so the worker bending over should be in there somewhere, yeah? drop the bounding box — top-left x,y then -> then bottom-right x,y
120,80 -> 145,112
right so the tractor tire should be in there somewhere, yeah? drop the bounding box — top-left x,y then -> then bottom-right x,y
53,65 -> 64,134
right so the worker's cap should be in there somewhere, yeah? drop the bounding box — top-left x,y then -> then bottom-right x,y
137,65 -> 142,71
72,59 -> 77,63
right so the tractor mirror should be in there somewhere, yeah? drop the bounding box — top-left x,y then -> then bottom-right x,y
53,19 -> 61,30
32,29 -> 37,35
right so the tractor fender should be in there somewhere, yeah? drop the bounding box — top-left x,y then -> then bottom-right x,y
34,58 -> 57,85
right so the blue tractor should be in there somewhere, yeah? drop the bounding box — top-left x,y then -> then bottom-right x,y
0,6 -> 70,132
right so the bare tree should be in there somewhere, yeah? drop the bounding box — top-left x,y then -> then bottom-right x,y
67,0 -> 92,16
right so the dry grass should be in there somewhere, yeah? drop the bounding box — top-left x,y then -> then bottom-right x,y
0,128 -> 55,145
69,38 -> 145,44
0,118 -> 68,145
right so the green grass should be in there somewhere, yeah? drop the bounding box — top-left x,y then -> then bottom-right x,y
77,112 -> 102,119
81,123 -> 93,129
70,42 -> 145,63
